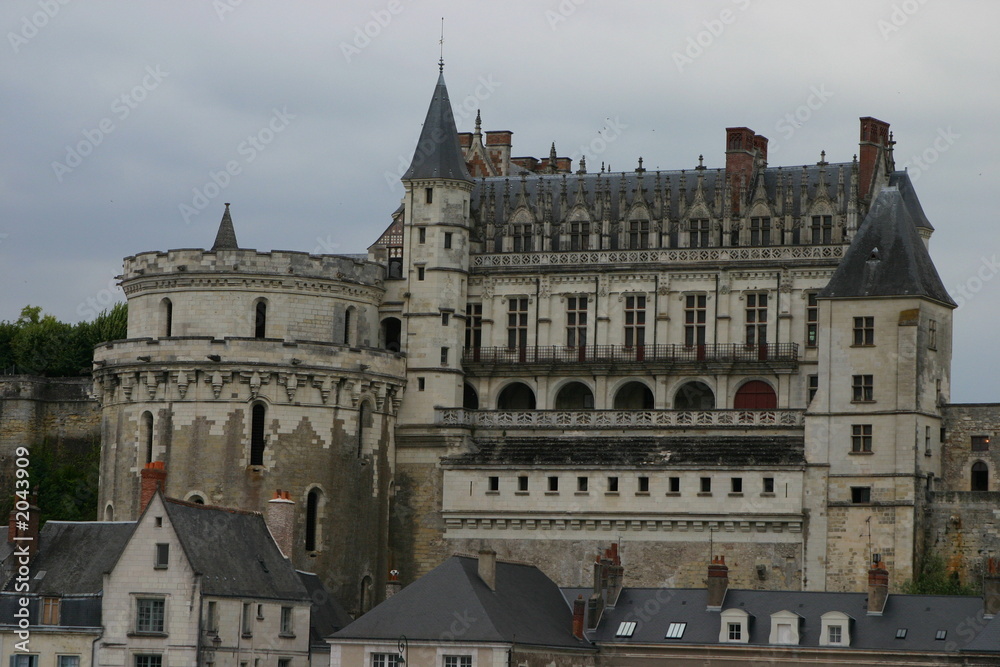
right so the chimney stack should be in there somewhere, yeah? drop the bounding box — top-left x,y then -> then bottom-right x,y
140,461 -> 167,513
7,495 -> 40,560
386,569 -> 402,599
478,549 -> 496,591
867,555 -> 889,616
725,127 -> 759,215
858,117 -> 891,201
572,594 -> 586,639
706,555 -> 729,611
265,490 -> 295,559
984,558 -> 1000,618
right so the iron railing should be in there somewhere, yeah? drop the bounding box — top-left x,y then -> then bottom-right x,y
435,408 -> 804,429
463,343 -> 798,365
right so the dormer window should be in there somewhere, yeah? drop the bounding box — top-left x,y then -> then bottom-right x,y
615,621 -> 636,638
719,608 -> 751,644
665,622 -> 686,639
820,611 -> 852,646
768,610 -> 801,645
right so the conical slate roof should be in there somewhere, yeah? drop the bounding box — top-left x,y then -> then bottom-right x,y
820,181 -> 955,306
402,72 -> 473,182
211,202 -> 239,250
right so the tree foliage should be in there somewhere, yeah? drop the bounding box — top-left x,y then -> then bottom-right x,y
901,553 -> 977,596
0,302 -> 127,376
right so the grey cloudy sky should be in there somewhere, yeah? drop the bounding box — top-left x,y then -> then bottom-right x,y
2,0 -> 998,401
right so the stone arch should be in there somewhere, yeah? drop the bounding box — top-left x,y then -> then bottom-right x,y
554,381 -> 594,409
250,401 -> 267,466
496,381 -> 536,410
305,486 -> 325,552
139,411 -> 154,465
463,383 -> 479,410
104,503 -> 114,521
357,399 -> 375,457
359,574 -> 374,614
342,305 -> 357,346
673,380 -> 716,410
613,380 -> 654,409
184,491 -> 206,505
733,379 -> 777,410
252,297 -> 268,339
160,298 -> 173,337
972,461 -> 989,492
381,317 -> 402,352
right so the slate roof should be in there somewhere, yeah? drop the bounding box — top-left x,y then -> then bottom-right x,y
331,555 -> 592,650
819,178 -> 955,306
403,71 -> 473,182
2,521 -> 133,595
211,202 -> 239,250
569,586 -> 999,655
445,436 -> 805,467
0,593 -> 102,629
162,498 -> 310,601
297,570 -> 353,643
888,170 -> 934,231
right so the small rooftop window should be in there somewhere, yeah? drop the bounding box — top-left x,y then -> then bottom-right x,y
615,621 -> 637,638
665,622 -> 686,639
935,630 -> 947,640
896,628 -> 908,639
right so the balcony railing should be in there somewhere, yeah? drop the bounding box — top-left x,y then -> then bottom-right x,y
463,343 -> 798,365
435,408 -> 804,429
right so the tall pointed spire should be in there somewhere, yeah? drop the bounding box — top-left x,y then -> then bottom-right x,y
402,70 -> 472,182
211,203 -> 239,251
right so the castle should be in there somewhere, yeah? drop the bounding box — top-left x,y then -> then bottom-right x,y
73,67 -> 1000,614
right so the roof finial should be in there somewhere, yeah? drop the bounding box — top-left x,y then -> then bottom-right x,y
475,109 -> 481,134
438,17 -> 445,73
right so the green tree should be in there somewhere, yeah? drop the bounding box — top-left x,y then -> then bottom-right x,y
901,553 -> 977,596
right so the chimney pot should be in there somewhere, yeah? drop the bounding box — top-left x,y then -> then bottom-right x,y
139,462 -> 168,513
478,549 -> 497,591
867,560 -> 890,616
572,594 -> 586,639
707,554 -> 730,611
266,491 -> 296,559
386,569 -> 402,599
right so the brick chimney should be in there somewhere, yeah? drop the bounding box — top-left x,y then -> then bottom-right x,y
7,495 -> 40,560
725,127 -> 757,214
485,130 -> 512,175
706,555 -> 729,611
867,556 -> 889,616
478,549 -> 496,591
139,461 -> 167,513
984,558 -> 1000,618
386,568 -> 402,599
572,594 -> 586,639
858,117 -> 891,201
265,490 -> 295,559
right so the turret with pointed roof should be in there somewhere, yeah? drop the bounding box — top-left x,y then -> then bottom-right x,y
211,202 -> 239,250
402,71 -> 472,183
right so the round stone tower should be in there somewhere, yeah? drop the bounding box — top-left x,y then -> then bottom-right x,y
93,205 -> 406,614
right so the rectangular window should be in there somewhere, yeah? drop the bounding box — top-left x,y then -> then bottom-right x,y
929,319 -> 938,349
763,477 -> 775,494
852,374 -> 874,402
615,620 -> 638,637
136,598 -> 165,634
566,296 -> 588,348
278,660 -> 291,667
728,622 -> 742,641
425,187 -> 433,204
745,292 -> 768,345
749,217 -> 771,246
41,597 -> 60,625
440,346 -> 449,365
444,232 -> 453,249
608,476 -> 619,493
488,476 -> 499,492
665,622 -> 687,639
417,266 -> 425,281
700,477 -> 711,494
548,476 -> 559,492
828,625 -> 842,644
852,424 -> 873,453
465,303 -> 482,350
507,298 -> 529,349
280,606 -> 293,635
806,293 -> 818,347
441,312 -> 450,326
418,227 -> 426,244
513,224 -> 533,252
851,486 -> 872,504
57,658 -> 80,667
624,295 -> 646,348
518,476 -> 529,491
443,657 -> 472,667
154,543 -> 169,569
935,630 -> 947,640
628,219 -> 650,249
972,436 -> 991,451
808,374 -> 819,403
577,476 -> 589,492
731,477 -> 743,494
689,218 -> 710,248
11,658 -> 39,667
668,477 -> 680,494
853,316 -> 875,346
895,628 -> 908,639
569,221 -> 590,250
372,655 -> 401,667
417,377 -> 425,391
241,602 -> 252,636
811,214 -> 832,244
684,294 -> 707,347
134,657 -> 162,667
206,600 -> 218,633
638,476 -> 650,493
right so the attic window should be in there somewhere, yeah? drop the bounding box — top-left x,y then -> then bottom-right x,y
896,628 -> 908,639
155,517 -> 162,528
665,622 -> 686,639
616,621 -> 637,637
154,543 -> 169,569
935,630 -> 947,640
